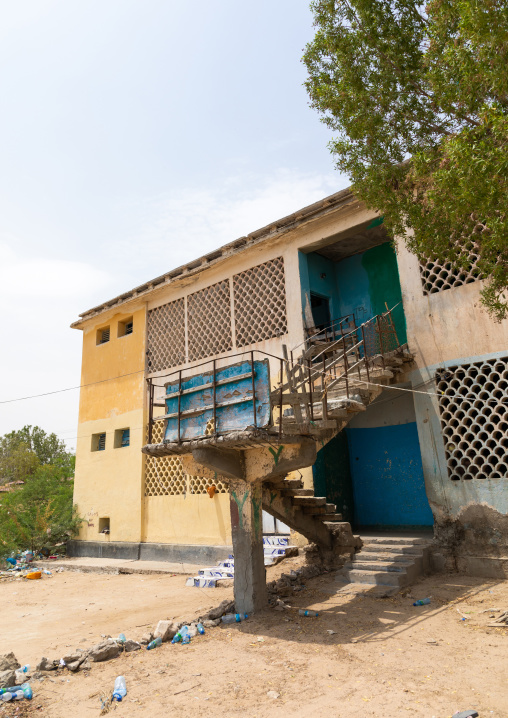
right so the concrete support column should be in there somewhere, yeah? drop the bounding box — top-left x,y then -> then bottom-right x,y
229,479 -> 267,614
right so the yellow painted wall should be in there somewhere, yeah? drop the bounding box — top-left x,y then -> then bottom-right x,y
142,492 -> 231,546
73,308 -> 147,543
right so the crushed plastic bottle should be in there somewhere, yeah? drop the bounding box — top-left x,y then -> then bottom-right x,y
413,598 -> 431,606
112,676 -> 127,702
146,637 -> 162,650
181,631 -> 191,645
117,633 -> 126,644
221,613 -> 248,624
298,610 -> 319,617
19,665 -> 30,673
196,623 -> 205,635
0,683 -> 32,701
171,626 -> 189,644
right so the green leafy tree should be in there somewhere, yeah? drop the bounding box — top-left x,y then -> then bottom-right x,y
303,0 -> 508,318
0,425 -> 74,485
0,463 -> 82,556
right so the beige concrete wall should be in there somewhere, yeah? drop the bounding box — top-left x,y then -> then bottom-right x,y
73,307 -> 147,544
396,240 -> 508,369
142,493 -> 231,546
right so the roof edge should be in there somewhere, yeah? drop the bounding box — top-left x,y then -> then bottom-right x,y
71,186 -> 358,329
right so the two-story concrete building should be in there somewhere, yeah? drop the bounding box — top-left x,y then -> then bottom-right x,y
70,187 -> 508,578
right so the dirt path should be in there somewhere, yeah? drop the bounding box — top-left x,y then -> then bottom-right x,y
1,569 -> 507,717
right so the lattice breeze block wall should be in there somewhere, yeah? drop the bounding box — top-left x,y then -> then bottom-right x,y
233,256 -> 288,347
187,280 -> 232,361
147,298 -> 185,372
419,243 -> 481,295
144,421 -> 227,497
437,357 -> 508,481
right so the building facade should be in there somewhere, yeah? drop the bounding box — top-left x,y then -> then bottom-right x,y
70,188 -> 508,576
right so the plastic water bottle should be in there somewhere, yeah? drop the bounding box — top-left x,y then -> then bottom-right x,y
117,633 -> 126,644
171,626 -> 189,644
181,631 -> 191,644
19,665 -> 30,674
0,684 -> 32,701
146,637 -> 162,650
413,598 -> 431,606
112,676 -> 127,702
299,609 -> 319,617
196,623 -> 205,635
221,613 -> 248,624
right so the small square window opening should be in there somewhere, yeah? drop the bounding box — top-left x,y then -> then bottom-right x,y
118,317 -> 133,338
96,327 -> 110,345
114,428 -> 130,448
98,517 -> 110,534
91,432 -> 106,452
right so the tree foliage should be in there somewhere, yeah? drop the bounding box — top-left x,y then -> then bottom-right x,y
0,425 -> 74,485
0,464 -> 82,556
303,0 -> 508,318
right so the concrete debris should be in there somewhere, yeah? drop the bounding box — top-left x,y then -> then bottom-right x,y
67,659 -> 85,672
36,657 -> 59,671
202,599 -> 234,621
202,618 -> 221,628
266,690 -> 280,699
140,632 -> 154,645
0,653 -> 20,672
124,640 -> 141,652
0,670 -> 17,689
154,620 -> 177,642
89,639 -> 120,662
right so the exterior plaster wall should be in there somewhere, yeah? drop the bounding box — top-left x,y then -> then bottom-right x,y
73,307 -> 147,545
396,241 -> 508,571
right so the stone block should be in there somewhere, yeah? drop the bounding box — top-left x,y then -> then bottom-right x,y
154,620 -> 177,642
36,657 -> 58,672
0,653 -> 20,672
124,640 -> 141,652
0,670 -> 17,689
88,640 -> 120,662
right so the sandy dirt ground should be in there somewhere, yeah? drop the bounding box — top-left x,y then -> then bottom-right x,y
1,561 -> 507,718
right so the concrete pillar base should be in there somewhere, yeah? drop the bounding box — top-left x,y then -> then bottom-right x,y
229,479 -> 267,614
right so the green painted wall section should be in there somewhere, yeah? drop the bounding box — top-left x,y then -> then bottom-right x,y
361,243 -> 407,345
312,432 -> 354,524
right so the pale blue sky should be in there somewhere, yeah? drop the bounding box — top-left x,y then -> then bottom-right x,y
0,1 -> 348,446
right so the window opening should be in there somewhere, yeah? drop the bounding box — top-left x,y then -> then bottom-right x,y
114,428 -> 130,448
437,357 -> 508,481
118,317 -> 133,338
91,433 -> 106,452
98,517 -> 110,534
310,293 -> 331,331
96,327 -> 110,345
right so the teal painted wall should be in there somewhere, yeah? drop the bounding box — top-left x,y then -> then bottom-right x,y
299,243 -> 407,343
334,243 -> 407,344
312,432 -> 354,524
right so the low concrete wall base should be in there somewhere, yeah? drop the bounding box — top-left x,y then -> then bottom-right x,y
67,540 -> 233,564
430,548 -> 508,578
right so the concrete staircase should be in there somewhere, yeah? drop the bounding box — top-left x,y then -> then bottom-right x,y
335,536 -> 432,596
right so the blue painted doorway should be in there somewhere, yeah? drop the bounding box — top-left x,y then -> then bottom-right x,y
347,422 -> 434,528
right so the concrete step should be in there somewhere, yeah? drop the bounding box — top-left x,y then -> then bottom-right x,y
346,559 -> 413,573
337,568 -> 408,587
280,489 -> 314,497
360,543 -> 428,556
319,513 -> 343,521
361,536 -> 432,546
354,551 -> 419,563
292,496 -> 327,507
333,582 -> 400,598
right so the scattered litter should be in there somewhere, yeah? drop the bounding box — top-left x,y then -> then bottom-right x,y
487,610 -> 508,627
117,634 -> 126,644
326,630 -> 336,635
299,610 -> 319,617
456,608 -> 469,619
452,711 -> 479,718
25,571 -> 42,580
222,613 -> 248,624
171,627 -> 189,644
146,637 -> 162,650
112,676 -> 127,702
413,598 -> 431,606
